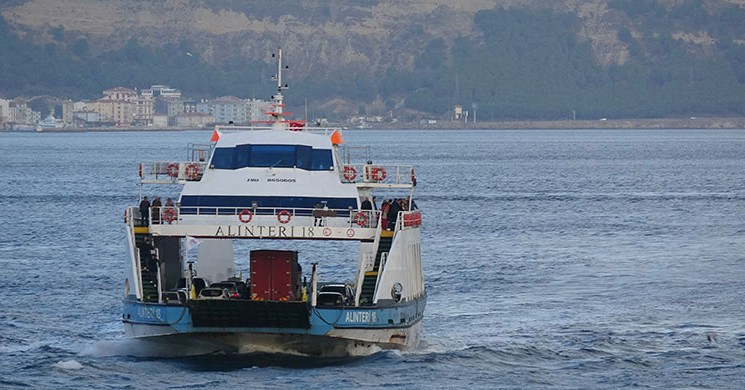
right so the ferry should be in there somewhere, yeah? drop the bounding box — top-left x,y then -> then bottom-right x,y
121,49 -> 426,357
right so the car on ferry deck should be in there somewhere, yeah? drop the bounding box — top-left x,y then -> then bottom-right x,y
319,283 -> 355,305
198,287 -> 229,300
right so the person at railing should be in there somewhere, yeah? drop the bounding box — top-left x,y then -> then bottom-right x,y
139,196 -> 150,225
380,199 -> 390,230
387,198 -> 401,230
408,196 -> 418,210
361,197 -> 373,210
313,202 -> 323,226
151,196 -> 162,224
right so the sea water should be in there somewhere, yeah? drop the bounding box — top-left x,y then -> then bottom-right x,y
1,129 -> 744,389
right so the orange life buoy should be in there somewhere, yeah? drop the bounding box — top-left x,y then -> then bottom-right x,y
163,208 -> 177,223
354,211 -> 368,227
238,209 -> 253,223
277,210 -> 292,224
343,165 -> 357,181
185,163 -> 200,180
371,167 -> 387,181
166,163 -> 179,178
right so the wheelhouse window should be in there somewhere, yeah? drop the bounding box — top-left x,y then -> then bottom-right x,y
250,145 -> 296,168
311,149 -> 333,170
210,144 -> 334,171
211,148 -> 235,169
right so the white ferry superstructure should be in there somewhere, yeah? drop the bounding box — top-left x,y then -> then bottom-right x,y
121,49 -> 425,357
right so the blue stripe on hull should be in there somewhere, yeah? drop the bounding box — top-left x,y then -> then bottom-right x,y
122,297 -> 426,336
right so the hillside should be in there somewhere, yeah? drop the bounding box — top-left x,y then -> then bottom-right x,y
1,0 -> 744,121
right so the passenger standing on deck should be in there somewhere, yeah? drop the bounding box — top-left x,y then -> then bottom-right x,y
146,241 -> 159,285
151,196 -> 162,224
139,237 -> 156,285
387,198 -> 401,230
407,196 -> 418,210
361,197 -> 373,226
139,196 -> 150,225
313,202 -> 323,226
380,200 -> 390,230
139,237 -> 152,264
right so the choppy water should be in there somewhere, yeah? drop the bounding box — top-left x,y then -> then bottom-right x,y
1,129 -> 744,389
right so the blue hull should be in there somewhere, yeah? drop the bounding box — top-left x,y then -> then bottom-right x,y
122,296 -> 426,356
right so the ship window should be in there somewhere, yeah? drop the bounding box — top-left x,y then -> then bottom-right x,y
210,144 -> 333,171
250,145 -> 296,168
311,149 -> 333,170
235,144 -> 250,169
210,148 -> 234,169
296,145 -> 312,170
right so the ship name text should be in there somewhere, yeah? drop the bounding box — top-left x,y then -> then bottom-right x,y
215,225 -> 315,238
345,311 -> 377,323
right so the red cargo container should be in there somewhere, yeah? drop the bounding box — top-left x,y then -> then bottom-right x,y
250,250 -> 300,301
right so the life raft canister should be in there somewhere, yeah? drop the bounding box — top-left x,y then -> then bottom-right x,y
277,209 -> 292,224
238,209 -> 253,223
343,165 -> 357,181
166,163 -> 179,178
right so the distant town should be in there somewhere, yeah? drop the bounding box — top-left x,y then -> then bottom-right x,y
0,85 -> 301,131
3,84 -> 743,132
0,84 -> 481,131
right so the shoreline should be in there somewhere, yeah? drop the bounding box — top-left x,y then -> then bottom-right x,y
4,117 -> 745,132
370,117 -> 745,130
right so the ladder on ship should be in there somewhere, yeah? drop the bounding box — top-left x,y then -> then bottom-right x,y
358,230 -> 393,305
133,227 -> 159,303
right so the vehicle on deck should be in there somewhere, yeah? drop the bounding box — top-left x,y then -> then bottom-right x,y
209,281 -> 242,299
316,292 -> 346,307
198,287 -> 229,300
320,283 -> 355,305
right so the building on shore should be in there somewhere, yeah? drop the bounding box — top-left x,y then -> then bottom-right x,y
175,112 -> 214,128
197,96 -> 247,124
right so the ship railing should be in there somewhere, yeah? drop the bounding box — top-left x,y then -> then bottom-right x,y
139,161 -> 208,183
338,163 -> 417,186
149,205 -> 381,228
396,210 -> 422,230
214,124 -> 339,136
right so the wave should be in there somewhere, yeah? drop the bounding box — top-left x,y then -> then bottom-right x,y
52,360 -> 84,370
